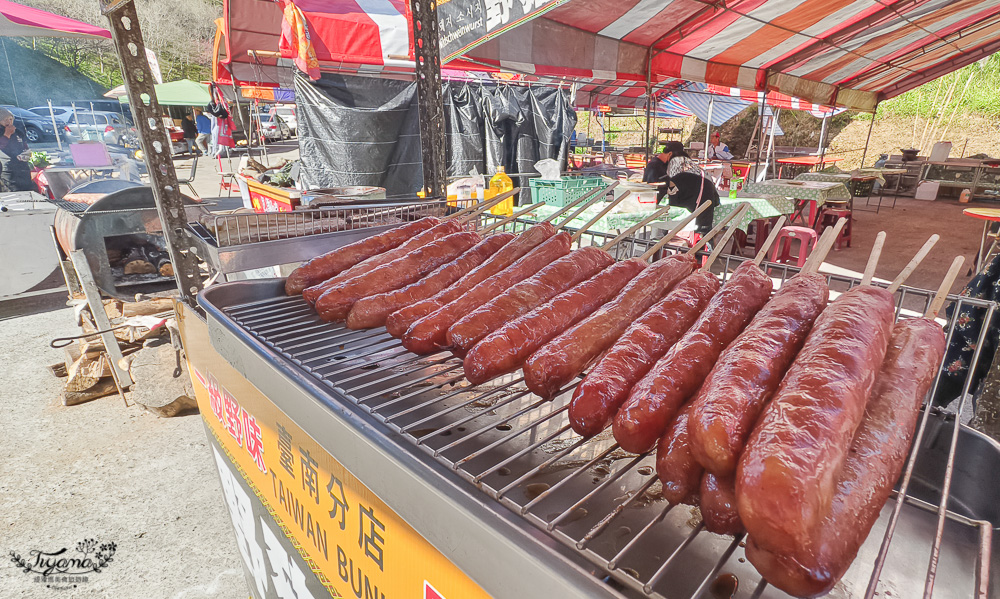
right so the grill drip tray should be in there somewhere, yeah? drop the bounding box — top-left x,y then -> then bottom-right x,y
201,279 -> 1000,599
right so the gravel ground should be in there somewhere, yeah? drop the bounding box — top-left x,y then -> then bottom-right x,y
0,306 -> 248,599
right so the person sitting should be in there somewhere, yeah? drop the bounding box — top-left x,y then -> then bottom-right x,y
0,108 -> 34,192
643,141 -> 720,233
706,131 -> 734,160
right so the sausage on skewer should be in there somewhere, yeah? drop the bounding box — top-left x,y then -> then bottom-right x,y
303,218 -> 464,304
285,217 -> 439,295
746,316 -> 947,596
314,231 -> 482,321
346,233 -> 513,330
402,232 -> 572,354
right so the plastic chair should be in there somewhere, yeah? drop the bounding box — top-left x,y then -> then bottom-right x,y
769,226 -> 818,267
817,207 -> 853,249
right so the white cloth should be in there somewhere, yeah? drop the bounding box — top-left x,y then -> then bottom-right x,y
706,143 -> 734,160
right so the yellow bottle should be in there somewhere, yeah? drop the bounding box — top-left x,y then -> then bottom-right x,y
489,167 -> 514,217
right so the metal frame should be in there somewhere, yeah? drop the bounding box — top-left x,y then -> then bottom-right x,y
101,0 -> 203,304
409,0 -> 448,198
69,249 -> 135,387
200,217 -> 999,598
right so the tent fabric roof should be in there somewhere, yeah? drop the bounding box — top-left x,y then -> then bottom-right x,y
460,0 -> 1000,111
0,0 -> 110,39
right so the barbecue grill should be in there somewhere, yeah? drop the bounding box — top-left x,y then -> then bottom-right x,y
52,184 -> 209,300
195,222 -> 1000,599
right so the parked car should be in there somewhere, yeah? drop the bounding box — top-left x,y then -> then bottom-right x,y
0,105 -> 62,143
63,110 -> 137,146
271,105 -> 296,135
258,113 -> 292,141
28,105 -> 74,121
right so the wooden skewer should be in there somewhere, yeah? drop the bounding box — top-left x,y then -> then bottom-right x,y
701,203 -> 751,270
571,190 -> 632,242
555,181 -> 619,231
924,255 -> 965,319
480,201 -> 547,234
802,217 -> 847,274
887,234 -> 939,293
860,231 -> 887,286
599,204 -> 674,252
687,202 -> 748,256
454,189 -> 519,223
635,201 -> 714,261
752,215 -> 787,267
447,191 -> 506,220
541,183 -> 609,224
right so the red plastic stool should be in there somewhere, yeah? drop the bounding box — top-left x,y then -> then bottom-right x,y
816,207 -> 853,249
769,226 -> 818,267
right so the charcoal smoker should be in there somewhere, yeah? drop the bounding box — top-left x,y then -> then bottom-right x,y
52,183 -> 210,301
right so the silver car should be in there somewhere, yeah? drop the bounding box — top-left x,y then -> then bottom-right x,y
63,110 -> 136,146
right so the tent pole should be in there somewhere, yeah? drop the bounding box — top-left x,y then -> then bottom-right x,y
755,95 -> 767,180
644,85 -> 653,160
860,104 -> 877,167
704,95 -> 714,159
817,113 -> 829,169
769,108 -> 780,179
48,100 -> 62,151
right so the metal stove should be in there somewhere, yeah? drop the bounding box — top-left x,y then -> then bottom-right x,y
198,225 -> 1000,599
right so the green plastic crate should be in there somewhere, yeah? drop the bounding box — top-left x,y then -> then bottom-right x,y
529,176 -> 608,207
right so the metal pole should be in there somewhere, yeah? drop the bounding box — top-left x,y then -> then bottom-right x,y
409,0 -> 447,198
754,95 -> 767,171
100,0 -> 202,303
704,95 -> 714,159
644,85 -> 653,160
47,100 -> 62,151
860,104 -> 878,167
769,108 -> 780,179
817,113 -> 829,161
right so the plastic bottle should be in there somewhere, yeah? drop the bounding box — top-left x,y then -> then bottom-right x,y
489,166 -> 514,216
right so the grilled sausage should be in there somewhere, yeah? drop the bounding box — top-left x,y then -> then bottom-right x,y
346,233 -> 513,330
523,254 -> 699,399
302,219 -> 463,304
446,247 -> 614,355
736,285 -> 895,554
700,473 -> 744,535
746,318 -> 946,597
655,404 -> 700,505
386,223 -> 556,338
285,217 -> 439,295
402,232 -> 572,354
687,272 -> 829,476
464,259 -> 646,385
614,261 -> 773,454
314,231 -> 481,321
568,271 -> 720,438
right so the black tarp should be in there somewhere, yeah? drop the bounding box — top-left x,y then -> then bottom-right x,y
294,72 -> 576,202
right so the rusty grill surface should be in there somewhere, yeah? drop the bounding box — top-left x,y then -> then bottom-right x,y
204,223 -> 1000,599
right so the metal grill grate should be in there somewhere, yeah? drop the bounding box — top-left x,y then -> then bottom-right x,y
210,227 -> 998,598
197,200 -> 446,247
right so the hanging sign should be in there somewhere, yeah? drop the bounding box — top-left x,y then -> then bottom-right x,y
437,0 -> 569,63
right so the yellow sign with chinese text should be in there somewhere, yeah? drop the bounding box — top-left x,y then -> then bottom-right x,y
177,304 -> 489,599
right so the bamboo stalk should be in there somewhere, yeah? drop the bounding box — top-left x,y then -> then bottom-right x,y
554,182 -> 619,231
924,256 -> 965,319
752,215 -> 786,266
634,201 -> 714,260
450,190 -> 512,222
701,204 -> 751,270
542,184 -> 608,224
887,234 -> 940,293
687,202 -> 747,256
802,217 -> 847,273
861,231 -> 887,286
599,204 -> 674,252
480,202 -> 546,234
570,191 -> 632,242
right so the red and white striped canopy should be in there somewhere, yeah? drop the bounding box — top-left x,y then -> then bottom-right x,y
459,0 -> 1000,111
